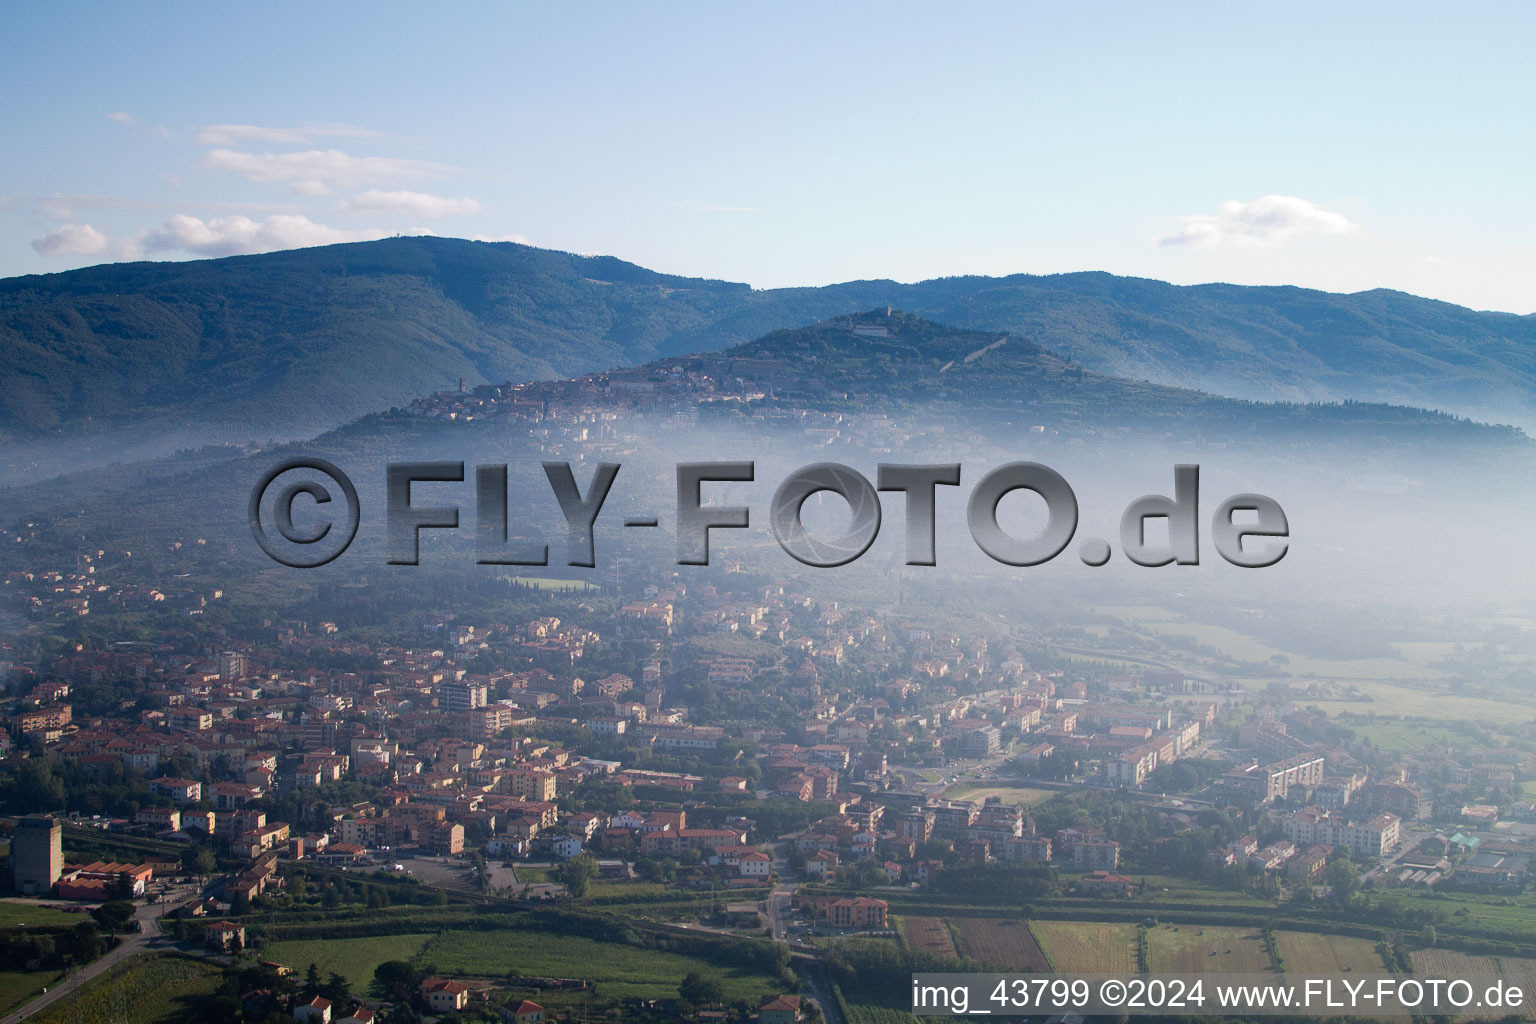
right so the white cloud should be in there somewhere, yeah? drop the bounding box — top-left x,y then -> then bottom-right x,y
342,190 -> 482,218
1157,195 -> 1359,249
201,148 -> 453,188
194,122 -> 389,147
139,213 -> 373,258
19,192 -> 296,216
31,223 -> 109,257
106,112 -> 135,126
290,180 -> 334,197
38,194 -> 78,218
294,121 -> 392,141
196,124 -> 310,147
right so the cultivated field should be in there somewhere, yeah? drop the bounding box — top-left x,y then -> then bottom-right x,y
28,954 -> 223,1024
1146,924 -> 1274,974
1409,951 -> 1518,996
264,932 -> 435,988
419,928 -> 781,1003
844,1005 -> 921,1024
1030,921 -> 1138,974
1274,931 -> 1388,975
897,915 -> 958,959
950,917 -> 1050,971
1409,950 -> 1536,1021
1491,956 -> 1536,1017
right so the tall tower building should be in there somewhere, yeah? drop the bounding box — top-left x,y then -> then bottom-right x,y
218,650 -> 246,681
441,681 -> 488,712
12,815 -> 62,895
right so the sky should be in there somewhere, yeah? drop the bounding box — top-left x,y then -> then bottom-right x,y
3,2 -> 1533,313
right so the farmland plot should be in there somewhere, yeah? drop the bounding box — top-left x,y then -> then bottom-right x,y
898,916 -> 959,959
1146,925 -> 1274,974
1275,931 -> 1389,976
1411,950 -> 1536,1021
951,917 -> 1050,971
1031,921 -> 1138,975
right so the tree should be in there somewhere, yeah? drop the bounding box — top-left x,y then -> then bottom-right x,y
304,962 -> 322,998
1420,924 -> 1438,947
382,1005 -> 423,1024
68,920 -> 103,962
322,971 -> 351,1003
679,971 -> 724,1007
183,846 -> 217,878
91,900 -> 135,935
1325,855 -> 1359,902
374,959 -> 419,1000
558,854 -> 598,898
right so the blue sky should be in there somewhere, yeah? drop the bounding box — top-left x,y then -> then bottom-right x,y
4,2 -> 1532,312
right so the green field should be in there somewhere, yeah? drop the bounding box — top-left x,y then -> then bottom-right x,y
264,932 -> 435,988
0,969 -> 61,1017
419,928 -> 781,1002
1304,680 -> 1536,723
1146,924 -> 1274,974
501,576 -> 597,591
28,954 -> 224,1024
585,879 -> 669,899
1370,890 -> 1536,943
1337,718 -> 1479,755
1030,921 -> 1139,974
1274,931 -> 1388,975
265,926 -> 783,1004
1127,874 -> 1275,906
0,901 -> 93,928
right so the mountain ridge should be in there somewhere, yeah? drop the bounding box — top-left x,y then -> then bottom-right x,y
4,236 -> 1534,454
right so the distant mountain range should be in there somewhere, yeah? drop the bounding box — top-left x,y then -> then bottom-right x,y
700,311 -> 1522,443
4,236 -> 1535,450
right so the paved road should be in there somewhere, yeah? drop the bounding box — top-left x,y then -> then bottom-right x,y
3,900 -> 167,1024
801,968 -> 846,1024
766,882 -> 796,941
